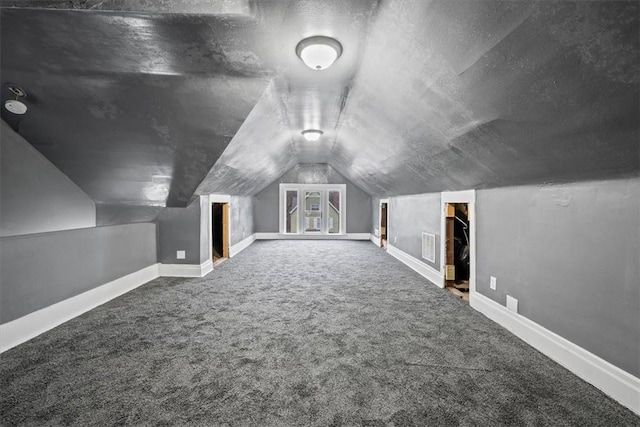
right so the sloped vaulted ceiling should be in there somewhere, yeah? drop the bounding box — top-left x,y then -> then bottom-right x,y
0,0 -> 272,207
329,0 -> 639,196
1,0 -> 638,205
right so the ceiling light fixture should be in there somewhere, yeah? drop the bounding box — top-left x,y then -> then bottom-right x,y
296,36 -> 343,71
5,85 -> 28,115
302,129 -> 323,141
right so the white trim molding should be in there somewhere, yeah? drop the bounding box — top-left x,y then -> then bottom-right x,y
0,263 -> 160,353
441,190 -> 476,204
159,259 -> 213,277
370,233 -> 381,247
1,256 -> 217,353
471,292 -> 640,415
209,194 -> 231,203
229,233 -> 256,257
255,232 -> 370,240
387,244 -> 444,288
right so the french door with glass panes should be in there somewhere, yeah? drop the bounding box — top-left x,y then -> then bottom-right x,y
280,184 -> 345,235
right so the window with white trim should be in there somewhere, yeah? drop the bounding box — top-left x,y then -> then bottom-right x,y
280,184 -> 346,235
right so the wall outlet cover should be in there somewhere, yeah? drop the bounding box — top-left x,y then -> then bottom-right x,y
374,228 -> 379,237
490,276 -> 497,290
176,250 -> 186,259
394,236 -> 397,244
506,295 -> 518,313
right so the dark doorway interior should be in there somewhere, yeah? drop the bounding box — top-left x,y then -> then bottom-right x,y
212,202 -> 228,264
380,202 -> 388,249
445,203 -> 470,301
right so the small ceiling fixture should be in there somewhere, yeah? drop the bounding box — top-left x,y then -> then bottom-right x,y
296,36 -> 343,70
5,85 -> 28,115
302,129 -> 323,141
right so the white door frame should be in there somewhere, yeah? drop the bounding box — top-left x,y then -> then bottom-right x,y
379,198 -> 389,243
440,190 -> 476,297
209,194 -> 231,261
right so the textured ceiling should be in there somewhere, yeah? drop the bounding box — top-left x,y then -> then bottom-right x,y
1,0 -> 638,207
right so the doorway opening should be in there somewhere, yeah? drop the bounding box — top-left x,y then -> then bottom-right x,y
380,201 -> 388,249
212,202 -> 229,266
444,202 -> 470,301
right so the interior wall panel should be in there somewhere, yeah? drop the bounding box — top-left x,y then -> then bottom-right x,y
475,177 -> 640,377
158,200 -> 203,265
0,223 -> 157,323
230,195 -> 255,246
0,121 -> 96,237
388,193 -> 442,272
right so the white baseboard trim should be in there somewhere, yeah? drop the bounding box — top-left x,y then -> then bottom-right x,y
387,244 -> 444,288
255,232 -> 371,240
370,234 -> 381,247
0,263 -> 160,353
255,232 -> 279,239
229,233 -> 256,257
470,292 -> 640,415
159,259 -> 213,277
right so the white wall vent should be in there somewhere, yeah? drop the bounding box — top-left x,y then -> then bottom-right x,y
422,232 -> 436,263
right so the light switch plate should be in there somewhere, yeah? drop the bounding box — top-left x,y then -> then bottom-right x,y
176,250 -> 185,259
490,276 -> 497,290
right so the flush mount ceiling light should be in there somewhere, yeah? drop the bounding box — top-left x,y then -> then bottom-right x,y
5,85 -> 27,115
302,129 -> 323,141
296,36 -> 343,70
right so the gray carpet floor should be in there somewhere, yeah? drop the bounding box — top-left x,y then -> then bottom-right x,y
1,240 -> 638,426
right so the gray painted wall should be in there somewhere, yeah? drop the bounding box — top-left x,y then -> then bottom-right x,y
158,199 -> 203,264
388,193 -> 441,272
346,181 -> 372,234
199,197 -> 209,264
0,223 -> 157,323
0,121 -> 96,237
370,197 -> 381,237
96,204 -> 164,226
476,177 -> 639,377
254,182 -> 279,233
230,195 -> 255,246
254,164 -> 371,233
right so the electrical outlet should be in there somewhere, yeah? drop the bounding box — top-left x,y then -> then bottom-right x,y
242,231 -> 245,239
374,228 -> 379,237
394,236 -> 397,244
490,276 -> 497,290
176,250 -> 185,259
506,295 -> 518,313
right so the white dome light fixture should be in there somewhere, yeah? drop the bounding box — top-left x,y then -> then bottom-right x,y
302,129 -> 323,141
296,36 -> 343,71
5,85 -> 28,115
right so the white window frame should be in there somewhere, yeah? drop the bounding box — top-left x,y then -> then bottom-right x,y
279,184 -> 346,235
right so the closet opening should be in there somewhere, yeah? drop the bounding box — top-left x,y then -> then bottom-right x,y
212,202 -> 229,266
444,202 -> 470,301
380,201 -> 388,249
